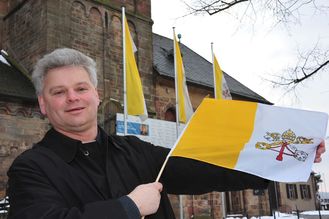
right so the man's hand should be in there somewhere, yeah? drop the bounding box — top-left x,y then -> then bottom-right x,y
314,140 -> 326,163
127,182 -> 163,216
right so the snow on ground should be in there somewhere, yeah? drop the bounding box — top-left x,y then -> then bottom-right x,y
227,211 -> 329,219
300,211 -> 329,215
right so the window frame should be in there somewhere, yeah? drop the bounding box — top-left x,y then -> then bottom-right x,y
286,184 -> 298,199
300,184 -> 311,199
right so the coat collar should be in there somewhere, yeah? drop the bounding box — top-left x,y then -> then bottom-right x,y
37,127 -> 106,163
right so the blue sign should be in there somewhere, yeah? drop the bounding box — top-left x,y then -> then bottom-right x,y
116,121 -> 149,136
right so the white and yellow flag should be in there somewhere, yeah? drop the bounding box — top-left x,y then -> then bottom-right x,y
171,98 -> 328,182
213,54 -> 232,100
123,10 -> 148,120
173,30 -> 193,123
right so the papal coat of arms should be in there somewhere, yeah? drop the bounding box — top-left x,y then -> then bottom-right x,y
255,129 -> 312,162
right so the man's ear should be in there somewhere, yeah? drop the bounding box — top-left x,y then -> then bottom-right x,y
96,88 -> 100,107
38,95 -> 47,115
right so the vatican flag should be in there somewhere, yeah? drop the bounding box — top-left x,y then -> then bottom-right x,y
123,9 -> 148,120
173,30 -> 193,123
213,54 -> 232,100
171,98 -> 328,182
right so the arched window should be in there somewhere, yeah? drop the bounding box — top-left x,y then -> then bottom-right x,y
164,107 -> 176,122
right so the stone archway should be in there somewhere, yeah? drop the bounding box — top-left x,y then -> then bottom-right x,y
164,107 -> 176,122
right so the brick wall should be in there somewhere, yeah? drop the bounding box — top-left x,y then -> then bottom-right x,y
0,101 -> 49,197
243,189 -> 270,216
0,0 -> 8,48
2,0 -> 47,74
183,193 -> 224,219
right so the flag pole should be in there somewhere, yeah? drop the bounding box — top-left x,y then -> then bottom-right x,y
173,27 -> 180,138
122,7 -> 128,136
212,43 -> 227,218
213,42 -> 226,218
173,27 -> 184,219
211,42 -> 217,99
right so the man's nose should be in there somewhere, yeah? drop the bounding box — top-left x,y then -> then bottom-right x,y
66,89 -> 79,102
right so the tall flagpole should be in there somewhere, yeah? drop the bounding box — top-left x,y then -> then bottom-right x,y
212,43 -> 226,218
173,27 -> 184,219
173,27 -> 180,138
211,42 -> 217,99
122,7 -> 128,136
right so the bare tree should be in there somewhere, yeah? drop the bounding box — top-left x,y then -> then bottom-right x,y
266,44 -> 329,92
184,0 -> 329,91
184,0 -> 249,15
184,0 -> 328,22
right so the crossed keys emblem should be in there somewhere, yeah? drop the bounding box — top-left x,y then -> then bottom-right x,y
255,129 -> 312,162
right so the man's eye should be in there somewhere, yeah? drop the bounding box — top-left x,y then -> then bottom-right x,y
77,87 -> 88,92
53,90 -> 64,95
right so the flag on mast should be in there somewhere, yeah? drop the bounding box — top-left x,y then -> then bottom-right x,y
212,44 -> 232,100
173,30 -> 193,124
123,8 -> 148,121
169,98 -> 328,182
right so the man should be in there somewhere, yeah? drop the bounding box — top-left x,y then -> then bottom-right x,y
7,48 -> 325,219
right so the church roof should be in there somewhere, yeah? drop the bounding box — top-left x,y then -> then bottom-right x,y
0,51 -> 36,102
153,33 -> 271,104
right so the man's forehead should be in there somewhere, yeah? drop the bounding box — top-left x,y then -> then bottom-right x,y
48,81 -> 91,89
45,66 -> 89,80
44,71 -> 93,88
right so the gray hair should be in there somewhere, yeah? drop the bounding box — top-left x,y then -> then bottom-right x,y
32,48 -> 97,95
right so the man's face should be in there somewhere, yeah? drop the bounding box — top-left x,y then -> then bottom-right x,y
38,66 -> 100,135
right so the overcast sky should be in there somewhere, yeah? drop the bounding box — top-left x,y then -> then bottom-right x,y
151,0 -> 329,192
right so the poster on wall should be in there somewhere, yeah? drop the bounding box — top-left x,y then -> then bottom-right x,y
116,113 -> 185,148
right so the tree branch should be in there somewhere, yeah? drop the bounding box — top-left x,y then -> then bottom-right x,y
267,45 -> 329,90
293,59 -> 329,84
207,0 -> 249,15
184,0 -> 249,15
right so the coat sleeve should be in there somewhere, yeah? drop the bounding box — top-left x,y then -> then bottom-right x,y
7,153 -> 140,219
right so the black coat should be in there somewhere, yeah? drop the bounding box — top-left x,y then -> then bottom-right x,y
7,128 -> 268,219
